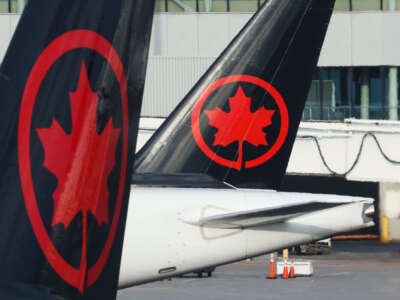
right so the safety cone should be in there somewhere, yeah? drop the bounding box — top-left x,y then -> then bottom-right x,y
267,253 -> 277,279
282,259 -> 289,279
289,260 -> 295,278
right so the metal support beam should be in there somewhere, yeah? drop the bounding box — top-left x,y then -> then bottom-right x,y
389,0 -> 397,10
360,69 -> 370,120
380,67 -> 386,119
318,69 -> 324,120
204,0 -> 213,12
17,0 -> 25,13
173,0 -> 195,12
388,0 -> 398,121
380,183 -> 400,243
348,68 -> 354,117
389,67 -> 398,120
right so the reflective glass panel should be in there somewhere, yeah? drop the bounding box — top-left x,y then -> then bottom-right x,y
230,0 -> 258,12
352,0 -> 381,11
168,0 -> 197,12
155,0 -> 167,12
199,0 -> 228,12
334,0 -> 351,11
0,0 -> 10,13
382,0 -> 400,10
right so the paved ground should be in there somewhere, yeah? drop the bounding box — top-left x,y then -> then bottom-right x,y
117,241 -> 400,300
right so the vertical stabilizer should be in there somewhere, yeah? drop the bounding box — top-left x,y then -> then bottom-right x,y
135,0 -> 335,189
0,1 -> 154,299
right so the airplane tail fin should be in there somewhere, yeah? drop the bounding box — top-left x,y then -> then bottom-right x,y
135,0 -> 335,189
0,1 -> 154,299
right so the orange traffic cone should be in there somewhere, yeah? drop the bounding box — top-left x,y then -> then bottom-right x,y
282,259 -> 289,279
289,260 -> 295,278
267,253 -> 277,279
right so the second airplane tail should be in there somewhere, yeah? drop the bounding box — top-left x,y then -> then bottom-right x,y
135,0 -> 335,189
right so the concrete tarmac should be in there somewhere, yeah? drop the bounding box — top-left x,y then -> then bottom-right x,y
117,241 -> 400,300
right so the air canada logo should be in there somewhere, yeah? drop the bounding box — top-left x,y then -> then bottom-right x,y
17,30 -> 129,293
191,75 -> 289,170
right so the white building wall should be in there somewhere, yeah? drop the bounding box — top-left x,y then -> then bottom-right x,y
0,14 -> 18,60
2,12 -> 400,66
318,13 -> 352,66
382,13 -> 400,65
4,12 -> 400,117
350,12 -> 383,66
142,57 -> 214,116
0,14 -> 12,62
147,12 -> 400,66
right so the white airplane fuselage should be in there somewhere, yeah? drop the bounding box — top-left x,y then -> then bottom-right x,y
118,187 -> 373,287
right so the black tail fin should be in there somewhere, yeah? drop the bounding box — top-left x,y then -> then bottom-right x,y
0,1 -> 154,299
135,0 -> 335,189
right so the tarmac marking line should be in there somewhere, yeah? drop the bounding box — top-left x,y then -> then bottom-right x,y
317,272 -> 351,278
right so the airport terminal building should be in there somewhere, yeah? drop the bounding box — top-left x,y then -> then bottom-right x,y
2,0 -> 400,121
1,0 -> 400,241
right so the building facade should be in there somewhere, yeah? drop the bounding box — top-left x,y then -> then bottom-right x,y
1,0 -> 400,121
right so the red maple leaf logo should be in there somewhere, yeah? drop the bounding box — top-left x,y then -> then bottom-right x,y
205,86 -> 275,170
36,61 -> 120,292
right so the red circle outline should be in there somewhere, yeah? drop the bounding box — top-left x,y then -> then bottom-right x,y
191,75 -> 289,169
17,30 -> 129,289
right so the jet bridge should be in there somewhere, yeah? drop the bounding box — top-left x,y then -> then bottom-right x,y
288,118 -> 400,242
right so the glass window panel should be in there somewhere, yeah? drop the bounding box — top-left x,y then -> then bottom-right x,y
352,0 -> 381,11
167,0 -> 197,12
0,0 -> 10,13
212,0 -> 228,12
11,0 -> 25,13
0,0 -> 30,14
367,67 -> 382,106
230,0 -> 258,12
304,68 -> 358,120
326,68 -> 343,106
382,0 -> 400,10
10,0 -> 22,13
155,0 -> 167,12
334,0 -> 350,11
199,0 -> 228,12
